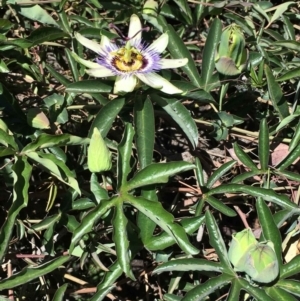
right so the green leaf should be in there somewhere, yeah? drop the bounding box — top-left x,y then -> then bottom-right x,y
272,41 -> 300,53
126,195 -> 199,255
281,255 -> 300,279
26,151 -> 80,194
206,196 -> 237,217
173,0 -> 193,24
205,211 -> 233,272
275,170 -> 300,182
195,157 -> 205,187
0,129 -> 18,150
88,97 -> 125,138
226,279 -> 242,301
70,198 -> 117,253
117,123 -> 134,189
258,118 -> 269,171
233,142 -> 259,171
276,143 -> 300,171
66,80 -> 112,94
163,294 -> 181,301
89,285 -> 115,301
266,286 -> 298,301
51,283 -> 68,301
29,213 -> 61,233
231,170 -> 262,183
206,160 -> 236,188
57,10 -> 72,35
273,209 -> 296,228
145,216 -> 205,251
199,18 -> 222,91
266,2 -> 296,29
151,94 -> 198,148
126,161 -> 195,191
289,120 -> 300,152
8,0 -> 58,27
46,64 -> 72,86
112,204 -> 135,280
158,16 -> 201,87
0,146 -> 15,157
265,64 -> 289,120
0,256 -> 70,290
22,133 -> 89,152
95,261 -> 122,293
28,27 -> 68,46
282,15 -> 295,40
275,114 -> 300,133
71,198 -> 95,211
153,258 -> 223,275
65,48 -> 79,82
134,97 -> 156,246
238,278 -> 274,301
276,67 -> 300,82
0,19 -> 13,34
256,198 -> 282,269
90,174 -> 109,204
182,274 -> 233,301
277,279 -> 300,297
134,96 -> 155,168
0,156 -> 32,262
209,184 -> 298,210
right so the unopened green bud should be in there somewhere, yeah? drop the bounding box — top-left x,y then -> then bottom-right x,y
215,24 -> 248,76
237,241 -> 279,283
143,0 -> 158,17
88,127 -> 112,173
228,228 -> 257,268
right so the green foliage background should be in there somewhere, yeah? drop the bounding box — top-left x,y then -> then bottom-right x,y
0,0 -> 300,300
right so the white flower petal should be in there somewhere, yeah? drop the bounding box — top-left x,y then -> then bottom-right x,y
128,14 -> 142,45
147,33 -> 169,54
136,73 -> 183,94
160,58 -> 188,69
100,35 -> 112,48
86,67 -> 115,78
75,32 -> 102,54
114,75 -> 137,94
71,52 -> 100,69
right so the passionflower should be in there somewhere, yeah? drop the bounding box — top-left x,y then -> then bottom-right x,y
73,14 -> 188,95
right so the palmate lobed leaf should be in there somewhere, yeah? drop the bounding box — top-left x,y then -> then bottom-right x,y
145,215 -> 205,250
126,194 -> 199,255
69,198 -> 117,253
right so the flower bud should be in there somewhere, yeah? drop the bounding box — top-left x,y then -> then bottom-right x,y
88,127 -> 112,173
228,228 -> 257,268
143,0 -> 158,17
237,241 -> 279,283
215,24 -> 248,76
